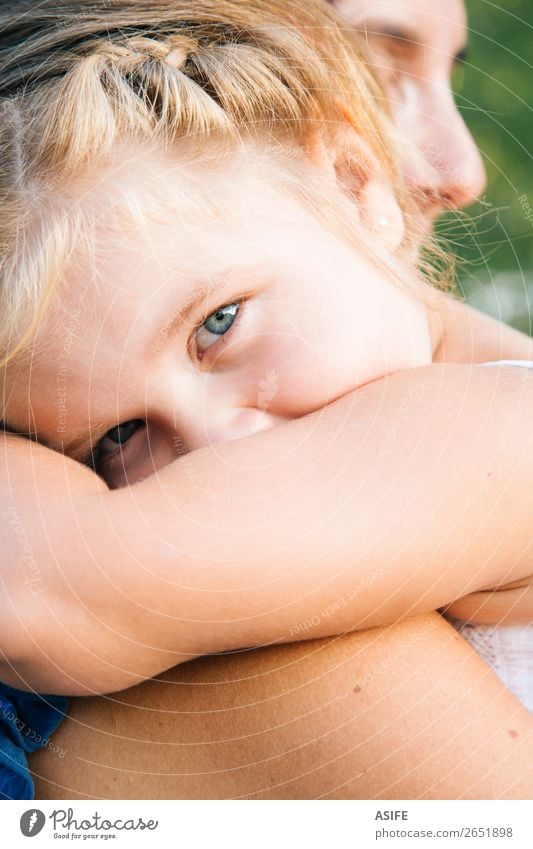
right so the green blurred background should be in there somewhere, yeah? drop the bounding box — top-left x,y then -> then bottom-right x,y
438,0 -> 532,334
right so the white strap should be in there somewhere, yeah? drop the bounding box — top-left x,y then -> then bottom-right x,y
483,359 -> 533,369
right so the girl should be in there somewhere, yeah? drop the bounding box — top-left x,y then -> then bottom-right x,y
0,0 -> 532,800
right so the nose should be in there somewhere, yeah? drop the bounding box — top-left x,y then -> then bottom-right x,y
402,82 -> 487,215
425,90 -> 487,209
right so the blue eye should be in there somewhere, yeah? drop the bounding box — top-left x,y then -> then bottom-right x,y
195,303 -> 239,356
96,419 -> 144,462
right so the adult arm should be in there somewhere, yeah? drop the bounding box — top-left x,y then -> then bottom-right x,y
2,363 -> 532,695
29,613 -> 533,800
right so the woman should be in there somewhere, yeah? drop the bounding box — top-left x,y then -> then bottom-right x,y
0,0 -> 529,799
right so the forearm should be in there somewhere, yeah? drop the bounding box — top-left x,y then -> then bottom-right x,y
3,363 -> 531,694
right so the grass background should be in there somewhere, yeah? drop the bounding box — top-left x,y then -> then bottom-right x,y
438,0 -> 532,334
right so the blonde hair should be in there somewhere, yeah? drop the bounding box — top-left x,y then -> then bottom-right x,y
0,0 -> 426,368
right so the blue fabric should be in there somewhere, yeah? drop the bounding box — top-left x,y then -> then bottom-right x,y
0,683 -> 68,800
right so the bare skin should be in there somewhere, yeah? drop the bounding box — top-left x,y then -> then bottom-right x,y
6,361 -> 533,802
2,151 -> 533,697
331,0 -> 487,217
30,614 -> 533,800
3,364 -> 533,696
7,0 -> 533,801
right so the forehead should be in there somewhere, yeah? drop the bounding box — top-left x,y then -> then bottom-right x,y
98,141 -> 326,241
51,142 -> 313,290
36,142 -> 341,349
333,0 -> 466,50
4,144 -> 344,445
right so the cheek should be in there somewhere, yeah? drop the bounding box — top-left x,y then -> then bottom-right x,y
239,310 -> 382,416
249,337 -> 339,415
238,281 -> 431,418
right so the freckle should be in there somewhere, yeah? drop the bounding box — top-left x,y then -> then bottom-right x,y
508,729 -> 518,738
352,685 -> 362,694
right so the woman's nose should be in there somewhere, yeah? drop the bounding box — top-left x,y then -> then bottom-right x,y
425,104 -> 486,210
404,86 -> 487,215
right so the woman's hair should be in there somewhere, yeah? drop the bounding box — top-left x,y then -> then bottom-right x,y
0,0 -> 430,368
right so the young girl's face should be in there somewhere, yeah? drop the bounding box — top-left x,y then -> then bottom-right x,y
5,145 -> 431,488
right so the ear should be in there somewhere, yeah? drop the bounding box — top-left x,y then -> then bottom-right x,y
311,124 -> 406,251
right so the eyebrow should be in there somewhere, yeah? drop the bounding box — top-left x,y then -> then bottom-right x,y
362,23 -> 419,45
150,262 -> 263,354
48,266 -> 260,465
151,275 -> 232,353
360,21 -> 468,64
